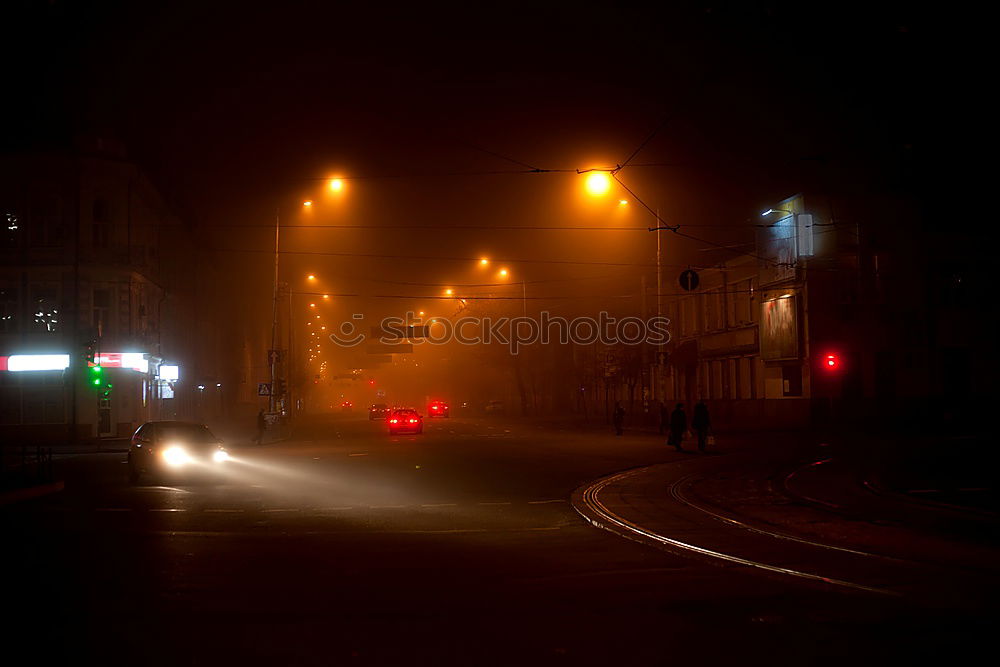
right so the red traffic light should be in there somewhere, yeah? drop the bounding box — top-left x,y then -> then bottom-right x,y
822,353 -> 840,371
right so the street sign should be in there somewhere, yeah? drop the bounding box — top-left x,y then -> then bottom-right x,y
679,269 -> 700,291
257,382 -> 272,396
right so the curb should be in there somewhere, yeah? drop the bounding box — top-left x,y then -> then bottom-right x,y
783,457 -> 999,522
0,480 -> 65,506
571,464 -> 895,596
862,476 -> 999,520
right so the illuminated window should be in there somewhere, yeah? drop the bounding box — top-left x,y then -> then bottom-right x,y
2,206 -> 20,248
0,286 -> 17,333
30,285 -> 59,333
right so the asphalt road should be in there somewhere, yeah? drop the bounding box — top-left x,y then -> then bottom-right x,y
4,414 -> 996,666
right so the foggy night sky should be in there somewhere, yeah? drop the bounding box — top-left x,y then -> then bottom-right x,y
2,1 -> 987,327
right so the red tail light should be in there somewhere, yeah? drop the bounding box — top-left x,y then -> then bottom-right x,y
409,418 -> 418,424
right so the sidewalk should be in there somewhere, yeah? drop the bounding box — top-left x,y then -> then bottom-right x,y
571,431 -> 1000,602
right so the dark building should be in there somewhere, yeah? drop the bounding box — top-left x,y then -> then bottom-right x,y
0,138 -> 227,444
661,192 -> 990,432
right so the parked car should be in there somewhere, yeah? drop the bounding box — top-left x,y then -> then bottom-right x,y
427,400 -> 450,418
387,409 -> 423,435
369,403 -> 390,420
127,421 -> 229,484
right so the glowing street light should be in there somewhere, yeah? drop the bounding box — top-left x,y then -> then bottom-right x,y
444,288 -> 454,296
307,274 -> 316,281
498,268 -> 509,278
585,172 -> 611,196
310,303 -> 316,308
303,200 -> 313,207
479,258 -> 489,267
329,178 -> 344,192
619,199 -> 628,206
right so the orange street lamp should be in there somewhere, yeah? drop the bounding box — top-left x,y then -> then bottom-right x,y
307,274 -> 316,281
479,258 -> 489,267
444,288 -> 454,296
498,268 -> 509,278
329,178 -> 344,192
584,172 -> 612,196
303,200 -> 313,207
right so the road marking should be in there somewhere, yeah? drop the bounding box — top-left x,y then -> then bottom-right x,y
317,506 -> 353,511
262,508 -> 300,513
150,508 -> 186,512
348,453 -> 368,457
577,467 -> 896,597
421,503 -> 457,508
369,505 -> 407,509
528,499 -> 566,504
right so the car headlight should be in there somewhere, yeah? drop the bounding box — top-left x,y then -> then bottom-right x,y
162,445 -> 191,467
213,449 -> 229,463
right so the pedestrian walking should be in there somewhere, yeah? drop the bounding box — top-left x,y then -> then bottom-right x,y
668,402 -> 686,451
612,401 -> 625,436
255,409 -> 266,445
658,401 -> 669,435
693,400 -> 710,452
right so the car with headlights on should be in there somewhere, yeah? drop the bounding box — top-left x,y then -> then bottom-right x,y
387,409 -> 423,435
127,421 -> 230,484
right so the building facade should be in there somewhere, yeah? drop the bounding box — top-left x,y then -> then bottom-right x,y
0,140 -> 217,444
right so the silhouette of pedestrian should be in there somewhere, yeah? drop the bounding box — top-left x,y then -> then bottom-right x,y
668,403 -> 686,451
255,409 -> 266,445
693,400 -> 710,452
658,401 -> 669,435
612,401 -> 625,436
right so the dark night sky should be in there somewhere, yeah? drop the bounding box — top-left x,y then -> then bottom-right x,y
2,1 -> 987,322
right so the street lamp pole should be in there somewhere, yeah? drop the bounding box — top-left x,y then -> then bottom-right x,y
655,206 -> 662,403
268,207 -> 280,415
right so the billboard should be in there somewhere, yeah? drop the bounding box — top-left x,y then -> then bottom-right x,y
760,293 -> 798,360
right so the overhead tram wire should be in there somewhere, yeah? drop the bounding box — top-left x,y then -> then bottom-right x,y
210,246 -> 703,269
